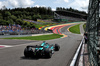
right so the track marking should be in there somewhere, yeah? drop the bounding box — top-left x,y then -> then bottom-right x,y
50,24 -> 72,38
0,45 -> 13,49
59,25 -> 70,38
60,34 -> 68,38
0,45 -> 12,47
67,26 -> 72,32
0,46 -> 4,48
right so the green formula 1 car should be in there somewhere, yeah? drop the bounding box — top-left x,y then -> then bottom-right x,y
24,41 -> 60,58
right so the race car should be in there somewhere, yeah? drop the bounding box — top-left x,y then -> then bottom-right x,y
24,41 -> 60,58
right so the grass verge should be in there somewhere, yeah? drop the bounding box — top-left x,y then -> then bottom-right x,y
3,34 -> 63,40
83,23 -> 86,31
69,24 -> 80,34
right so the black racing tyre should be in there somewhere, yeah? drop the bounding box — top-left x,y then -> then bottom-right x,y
35,51 -> 42,57
44,48 -> 52,58
55,44 -> 60,51
24,47 -> 33,57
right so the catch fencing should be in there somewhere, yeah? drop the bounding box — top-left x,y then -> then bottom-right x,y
86,0 -> 100,66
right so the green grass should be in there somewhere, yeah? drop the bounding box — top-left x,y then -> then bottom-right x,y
34,23 -> 55,28
34,24 -> 45,28
83,23 -> 86,31
3,34 -> 63,40
69,24 -> 80,34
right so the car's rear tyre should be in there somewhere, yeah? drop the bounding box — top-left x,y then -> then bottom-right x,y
24,47 -> 33,57
44,48 -> 52,58
55,44 -> 60,51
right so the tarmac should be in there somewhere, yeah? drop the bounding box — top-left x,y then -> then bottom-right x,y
0,23 -> 89,66
0,23 -> 83,66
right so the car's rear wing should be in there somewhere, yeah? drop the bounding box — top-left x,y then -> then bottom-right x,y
27,45 -> 43,48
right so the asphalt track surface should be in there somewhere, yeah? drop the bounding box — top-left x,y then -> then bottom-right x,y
0,23 -> 83,66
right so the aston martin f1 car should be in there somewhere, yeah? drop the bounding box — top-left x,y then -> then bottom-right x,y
24,41 -> 60,58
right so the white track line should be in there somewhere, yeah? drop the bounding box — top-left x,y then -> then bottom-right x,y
0,45 -> 12,47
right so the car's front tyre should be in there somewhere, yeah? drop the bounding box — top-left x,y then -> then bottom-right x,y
55,44 -> 60,51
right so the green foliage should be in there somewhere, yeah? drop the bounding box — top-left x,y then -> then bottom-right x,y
10,15 -> 17,22
0,7 -> 53,28
16,19 -> 23,25
8,19 -> 14,25
34,24 -> 44,28
26,16 -> 32,20
0,13 -> 3,19
22,21 -> 35,28
69,24 -> 80,34
0,19 -> 9,25
5,11 -> 11,16
3,34 -> 63,40
32,14 -> 41,21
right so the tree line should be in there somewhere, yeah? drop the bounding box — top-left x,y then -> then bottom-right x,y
0,7 -> 53,28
